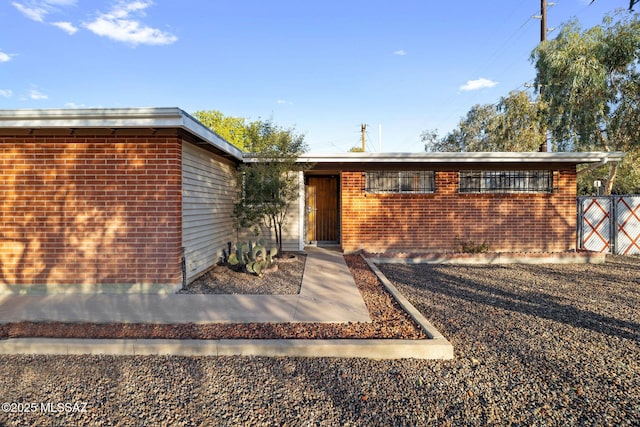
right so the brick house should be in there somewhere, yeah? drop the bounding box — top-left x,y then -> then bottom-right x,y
299,153 -> 624,253
0,108 -> 624,293
0,108 -> 241,293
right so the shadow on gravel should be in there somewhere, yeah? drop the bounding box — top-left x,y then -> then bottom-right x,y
382,264 -> 640,343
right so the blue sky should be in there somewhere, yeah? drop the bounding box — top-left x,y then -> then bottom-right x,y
0,0 -> 633,153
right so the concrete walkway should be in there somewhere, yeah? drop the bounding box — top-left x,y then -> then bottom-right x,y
0,247 -> 454,359
0,247 -> 370,324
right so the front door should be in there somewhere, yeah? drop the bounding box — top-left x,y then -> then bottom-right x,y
306,176 -> 339,242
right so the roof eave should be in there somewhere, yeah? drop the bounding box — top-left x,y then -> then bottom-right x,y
289,152 -> 626,164
0,107 -> 244,162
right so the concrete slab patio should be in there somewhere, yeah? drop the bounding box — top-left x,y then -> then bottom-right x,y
0,247 -> 454,360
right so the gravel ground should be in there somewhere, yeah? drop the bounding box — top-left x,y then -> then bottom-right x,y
177,253 -> 305,295
0,256 -> 424,340
0,255 -> 638,426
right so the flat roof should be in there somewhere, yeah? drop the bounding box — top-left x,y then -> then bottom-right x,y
0,108 -> 626,165
253,151 -> 626,164
0,107 -> 244,161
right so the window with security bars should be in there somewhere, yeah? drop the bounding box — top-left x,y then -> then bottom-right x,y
459,170 -> 553,193
365,171 -> 435,193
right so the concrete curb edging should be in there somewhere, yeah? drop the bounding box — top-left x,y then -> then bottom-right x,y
366,251 -> 606,265
363,257 -> 452,343
0,251 -> 454,360
0,338 -> 453,360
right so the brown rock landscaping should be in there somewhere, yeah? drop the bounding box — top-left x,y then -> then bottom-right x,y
0,254 -> 638,426
0,255 -> 426,340
177,252 -> 307,295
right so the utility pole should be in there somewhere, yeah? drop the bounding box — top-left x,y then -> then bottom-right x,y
534,0 -> 552,42
534,0 -> 551,151
540,0 -> 547,42
361,124 -> 367,152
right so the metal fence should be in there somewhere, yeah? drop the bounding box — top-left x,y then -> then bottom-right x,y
578,195 -> 640,255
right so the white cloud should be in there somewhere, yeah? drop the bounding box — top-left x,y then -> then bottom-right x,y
0,89 -> 13,98
52,21 -> 78,34
0,51 -> 12,63
393,49 -> 407,56
459,78 -> 499,92
276,99 -> 293,105
12,0 -> 76,22
84,1 -> 178,46
12,2 -> 47,22
28,88 -> 48,100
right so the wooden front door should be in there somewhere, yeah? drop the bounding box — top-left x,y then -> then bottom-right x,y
306,176 -> 339,242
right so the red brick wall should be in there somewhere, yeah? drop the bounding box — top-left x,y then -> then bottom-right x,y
341,168 -> 577,253
0,130 -> 183,290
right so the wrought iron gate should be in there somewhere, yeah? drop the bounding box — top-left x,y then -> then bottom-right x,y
578,196 -> 640,255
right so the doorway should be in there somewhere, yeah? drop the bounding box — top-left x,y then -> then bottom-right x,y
306,176 -> 339,242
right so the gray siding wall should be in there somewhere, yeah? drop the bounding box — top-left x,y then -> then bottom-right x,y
182,142 -> 237,282
282,171 -> 304,252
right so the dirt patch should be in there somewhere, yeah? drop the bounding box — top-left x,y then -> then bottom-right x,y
177,253 -> 305,295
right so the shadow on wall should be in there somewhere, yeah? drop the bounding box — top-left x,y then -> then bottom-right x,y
342,170 -> 577,253
0,136 -> 182,292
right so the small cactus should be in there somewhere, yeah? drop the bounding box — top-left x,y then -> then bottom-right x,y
246,261 -> 255,274
228,253 -> 239,265
223,240 -> 278,277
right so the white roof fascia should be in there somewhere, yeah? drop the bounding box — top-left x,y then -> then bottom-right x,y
289,151 -> 626,164
0,107 -> 244,161
179,110 -> 244,161
0,109 -> 626,165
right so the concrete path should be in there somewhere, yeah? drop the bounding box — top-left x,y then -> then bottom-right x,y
0,247 -> 370,324
0,247 -> 454,359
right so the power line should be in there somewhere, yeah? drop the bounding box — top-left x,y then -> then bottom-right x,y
427,7 -> 542,135
429,1 -> 560,138
365,129 -> 376,152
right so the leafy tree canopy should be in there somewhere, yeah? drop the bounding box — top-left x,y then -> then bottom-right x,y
423,90 -> 545,152
192,110 -> 248,151
531,11 -> 640,193
194,109 -> 310,250
424,12 -> 640,195
235,120 -> 309,252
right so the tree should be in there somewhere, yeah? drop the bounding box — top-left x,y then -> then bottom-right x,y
423,104 -> 498,152
234,120 -> 309,252
422,91 -> 544,152
495,90 -> 547,151
578,147 -> 640,195
590,0 -> 639,12
531,12 -> 640,194
192,110 -> 248,150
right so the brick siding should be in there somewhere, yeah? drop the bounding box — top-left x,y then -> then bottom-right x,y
0,130 -> 183,290
341,168 -> 577,253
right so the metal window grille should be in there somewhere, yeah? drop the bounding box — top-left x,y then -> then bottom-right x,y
459,170 -> 553,193
365,171 -> 435,193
